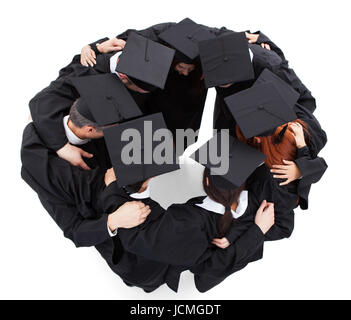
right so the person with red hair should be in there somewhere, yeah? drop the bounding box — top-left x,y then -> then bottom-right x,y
235,104 -> 327,211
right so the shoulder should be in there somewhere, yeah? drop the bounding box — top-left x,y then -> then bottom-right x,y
250,43 -> 282,70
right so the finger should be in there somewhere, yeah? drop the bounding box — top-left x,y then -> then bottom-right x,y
88,58 -> 94,67
272,165 -> 288,170
273,174 -> 288,179
280,179 -> 291,186
88,56 -> 96,65
271,169 -> 287,174
265,44 -> 271,50
141,210 -> 151,219
282,159 -> 294,165
81,151 -> 93,158
261,43 -> 265,48
137,202 -> 147,209
79,160 -> 91,171
258,200 -> 267,212
140,206 -> 150,215
91,50 -> 96,59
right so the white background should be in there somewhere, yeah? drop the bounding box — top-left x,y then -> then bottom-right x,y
1,0 -> 350,300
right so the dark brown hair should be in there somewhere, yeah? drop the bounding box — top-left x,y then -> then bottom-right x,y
203,168 -> 245,237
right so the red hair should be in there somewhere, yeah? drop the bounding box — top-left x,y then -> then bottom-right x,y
236,120 -> 309,169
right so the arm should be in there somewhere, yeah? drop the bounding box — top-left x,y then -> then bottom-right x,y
118,204 -> 210,267
249,33 -> 317,113
29,78 -> 76,151
193,224 -> 264,280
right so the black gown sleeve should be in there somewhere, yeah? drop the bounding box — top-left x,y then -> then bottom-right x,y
191,224 -> 264,293
117,203 -> 211,267
21,123 -> 111,247
248,166 -> 297,241
249,34 -> 317,113
88,37 -> 110,55
116,22 -> 176,41
29,56 -> 110,151
293,146 -> 328,210
87,22 -> 176,57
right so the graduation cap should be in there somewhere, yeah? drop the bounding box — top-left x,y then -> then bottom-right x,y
115,32 -> 175,90
71,74 -> 142,126
199,32 -> 255,88
225,82 -> 298,139
103,113 -> 180,187
159,18 -> 216,62
254,68 -> 299,106
192,132 -> 266,189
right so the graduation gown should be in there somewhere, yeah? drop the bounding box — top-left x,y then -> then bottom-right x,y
20,123 -> 175,292
103,177 -> 298,292
291,103 -> 328,209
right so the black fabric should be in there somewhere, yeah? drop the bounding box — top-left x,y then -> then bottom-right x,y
20,123 -> 173,293
247,165 -> 296,240
146,68 -> 207,137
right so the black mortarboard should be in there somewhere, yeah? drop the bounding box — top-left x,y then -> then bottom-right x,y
225,82 -> 298,139
71,74 -> 142,126
192,132 -> 266,189
115,32 -> 175,90
199,32 -> 255,88
159,18 -> 216,61
254,68 -> 299,106
103,113 -> 180,187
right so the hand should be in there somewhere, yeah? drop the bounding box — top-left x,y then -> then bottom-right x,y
271,160 -> 302,186
290,122 -> 307,148
212,237 -> 230,249
97,38 -> 126,53
108,201 -> 151,231
80,45 -> 96,67
255,200 -> 275,234
104,168 -> 116,187
245,32 -> 271,50
56,143 -> 93,170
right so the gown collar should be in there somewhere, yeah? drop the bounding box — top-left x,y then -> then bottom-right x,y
130,184 -> 151,199
196,190 -> 249,219
110,51 -> 123,77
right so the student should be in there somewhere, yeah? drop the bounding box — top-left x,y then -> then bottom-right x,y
20,116 -> 182,293
198,31 -> 317,131
29,38 -> 172,168
103,129 -> 299,292
225,73 -> 328,210
80,19 -> 272,134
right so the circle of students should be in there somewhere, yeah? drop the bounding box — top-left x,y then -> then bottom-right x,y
21,18 -> 328,293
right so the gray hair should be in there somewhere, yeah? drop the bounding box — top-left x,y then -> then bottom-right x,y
69,99 -> 102,131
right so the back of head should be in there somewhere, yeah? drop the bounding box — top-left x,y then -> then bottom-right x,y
203,168 -> 245,237
69,99 -> 102,131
